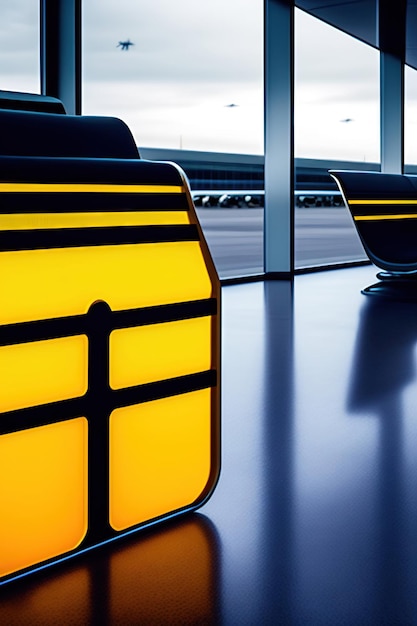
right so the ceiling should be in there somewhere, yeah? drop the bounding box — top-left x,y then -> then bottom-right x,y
295,0 -> 417,71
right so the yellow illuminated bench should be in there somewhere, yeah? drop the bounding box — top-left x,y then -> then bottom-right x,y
0,102 -> 220,584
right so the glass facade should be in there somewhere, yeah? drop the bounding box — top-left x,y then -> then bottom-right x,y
82,0 -> 263,154
294,9 -> 377,268
0,2 -> 411,278
405,65 -> 417,167
0,1 -> 39,93
83,0 -> 264,279
83,2 -> 383,277
294,9 -> 380,163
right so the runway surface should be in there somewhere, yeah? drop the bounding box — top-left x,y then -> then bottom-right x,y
197,206 -> 367,278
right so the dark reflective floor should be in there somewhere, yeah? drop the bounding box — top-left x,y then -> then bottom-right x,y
2,265 -> 417,625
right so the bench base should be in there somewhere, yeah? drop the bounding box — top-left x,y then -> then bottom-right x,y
363,276 -> 417,301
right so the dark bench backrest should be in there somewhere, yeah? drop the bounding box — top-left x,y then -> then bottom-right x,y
0,90 -> 66,114
0,108 -> 140,159
330,170 -> 417,273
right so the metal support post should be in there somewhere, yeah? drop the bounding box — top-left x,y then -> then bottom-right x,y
264,0 -> 294,275
40,0 -> 82,115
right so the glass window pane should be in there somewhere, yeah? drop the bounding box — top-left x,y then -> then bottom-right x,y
0,1 -> 39,93
83,0 -> 264,280
405,65 -> 417,169
295,9 -> 379,163
295,9 -> 378,269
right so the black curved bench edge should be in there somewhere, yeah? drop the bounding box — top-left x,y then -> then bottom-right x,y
0,155 -> 185,186
330,170 -> 417,273
0,108 -> 140,159
0,90 -> 66,114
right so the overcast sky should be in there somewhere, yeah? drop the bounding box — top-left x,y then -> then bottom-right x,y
1,0 -> 417,162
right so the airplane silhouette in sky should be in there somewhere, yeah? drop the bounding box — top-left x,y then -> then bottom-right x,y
117,40 -> 134,51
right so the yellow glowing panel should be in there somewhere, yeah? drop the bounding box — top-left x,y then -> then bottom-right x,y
0,418 -> 88,578
109,389 -> 211,530
0,212 -> 190,230
109,317 -> 211,389
0,242 -> 212,325
0,335 -> 88,413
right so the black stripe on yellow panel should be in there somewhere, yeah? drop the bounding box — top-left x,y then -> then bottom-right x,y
0,192 -> 189,213
112,370 -> 217,409
112,298 -> 217,329
0,370 -> 216,436
0,397 -> 85,435
0,299 -> 217,346
0,224 -> 199,251
346,203 -> 417,218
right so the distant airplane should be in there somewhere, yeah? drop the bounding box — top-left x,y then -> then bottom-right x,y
117,40 -> 134,50
340,118 -> 354,123
225,103 -> 239,108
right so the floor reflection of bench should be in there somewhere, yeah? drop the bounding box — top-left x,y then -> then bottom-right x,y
330,170 -> 417,299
